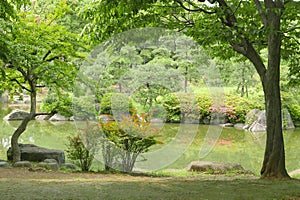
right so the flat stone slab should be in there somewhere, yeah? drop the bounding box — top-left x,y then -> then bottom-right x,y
186,161 -> 244,173
7,144 -> 65,165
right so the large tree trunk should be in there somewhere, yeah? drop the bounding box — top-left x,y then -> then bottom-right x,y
260,1 -> 290,179
261,75 -> 289,178
11,87 -> 36,163
229,1 -> 290,179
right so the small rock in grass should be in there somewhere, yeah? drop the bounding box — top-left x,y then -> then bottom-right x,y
38,162 -> 59,171
44,159 -> 58,164
186,161 -> 244,174
0,161 -> 9,167
14,161 -> 32,168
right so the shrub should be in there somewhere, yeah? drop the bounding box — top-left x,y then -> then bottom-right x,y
100,93 -> 134,117
161,92 -> 265,124
160,93 -> 181,122
98,120 -> 122,171
196,95 -> 212,123
225,94 -> 264,123
99,111 -> 162,172
41,92 -> 73,117
72,95 -> 97,120
282,91 -> 300,124
66,134 -> 95,171
66,122 -> 99,171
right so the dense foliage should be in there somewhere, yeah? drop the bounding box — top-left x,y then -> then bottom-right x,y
99,111 -> 162,172
161,93 -> 266,124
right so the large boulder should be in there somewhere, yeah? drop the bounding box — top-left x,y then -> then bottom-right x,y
3,109 -> 30,121
7,144 -> 65,165
186,161 -> 244,173
245,109 -> 295,132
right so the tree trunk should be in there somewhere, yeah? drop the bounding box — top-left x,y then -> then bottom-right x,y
11,87 -> 36,163
184,66 -> 188,93
260,2 -> 290,179
261,75 -> 289,178
229,1 -> 290,179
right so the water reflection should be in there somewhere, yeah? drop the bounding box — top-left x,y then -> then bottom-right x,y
0,106 -> 299,174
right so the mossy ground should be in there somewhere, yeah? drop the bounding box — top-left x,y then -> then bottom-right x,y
0,168 -> 299,200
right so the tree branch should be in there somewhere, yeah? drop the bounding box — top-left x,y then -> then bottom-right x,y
35,110 -> 57,117
253,0 -> 267,27
172,14 -> 195,27
174,0 -> 216,14
230,38 -> 266,81
216,0 -> 237,27
45,55 -> 62,62
10,78 -> 32,92
42,50 -> 52,61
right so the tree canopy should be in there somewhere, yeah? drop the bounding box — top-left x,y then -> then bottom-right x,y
0,0 -> 86,162
82,0 -> 300,179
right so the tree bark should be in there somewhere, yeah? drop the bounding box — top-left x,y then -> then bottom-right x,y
259,1 -> 289,179
228,0 -> 290,179
11,85 -> 36,163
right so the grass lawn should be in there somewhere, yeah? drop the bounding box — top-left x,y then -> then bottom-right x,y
0,168 -> 299,200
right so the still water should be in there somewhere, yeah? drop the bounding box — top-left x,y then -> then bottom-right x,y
0,106 -> 299,174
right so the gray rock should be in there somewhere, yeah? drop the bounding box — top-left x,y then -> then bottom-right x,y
49,114 -> 69,121
38,162 -> 59,171
234,123 -> 245,129
186,161 -> 244,173
282,109 -> 295,130
98,114 -> 115,122
220,123 -> 234,128
7,144 -> 65,165
245,109 -> 295,132
14,161 -> 32,168
35,115 -> 51,120
0,161 -> 9,167
3,109 -> 30,121
44,159 -> 58,164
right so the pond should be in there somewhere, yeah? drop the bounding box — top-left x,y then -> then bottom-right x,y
0,105 -> 299,175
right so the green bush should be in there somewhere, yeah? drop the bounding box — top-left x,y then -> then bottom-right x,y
225,94 -> 264,123
66,134 -> 95,172
161,92 -> 265,124
100,93 -> 134,116
72,95 -> 97,120
160,93 -> 181,122
41,92 -> 73,117
281,91 -> 300,126
196,96 -> 213,123
99,111 -> 162,172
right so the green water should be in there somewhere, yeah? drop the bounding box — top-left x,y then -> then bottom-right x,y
0,106 -> 299,174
